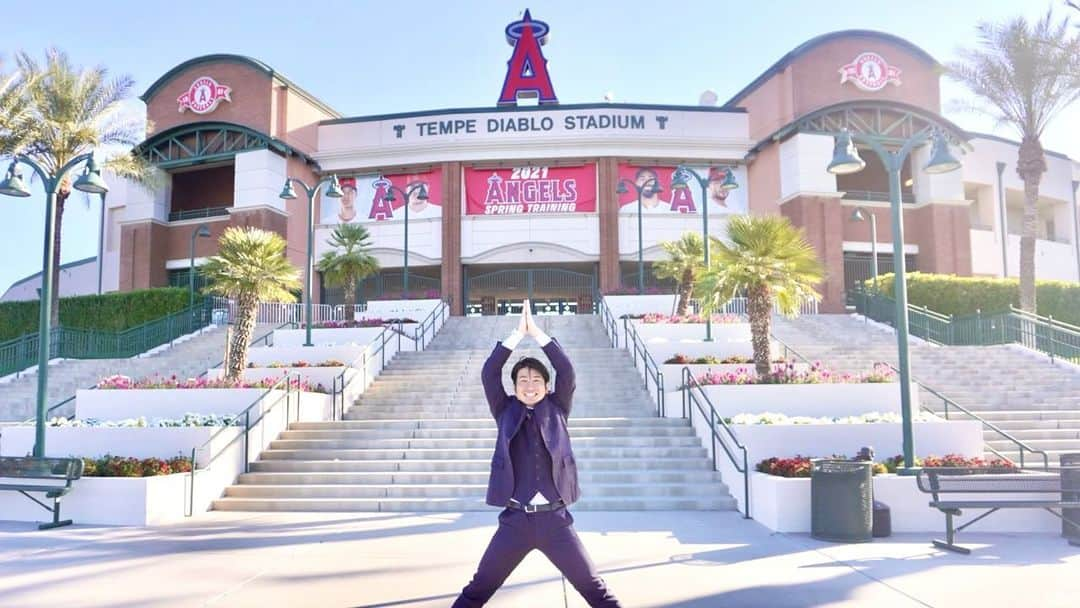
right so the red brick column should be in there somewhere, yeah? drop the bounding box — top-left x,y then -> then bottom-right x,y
441,162 -> 463,315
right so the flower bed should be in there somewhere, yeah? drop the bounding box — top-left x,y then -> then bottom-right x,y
96,374 -> 328,394
636,313 -> 743,324
754,454 -> 1016,478
304,318 -> 417,328
43,413 -> 240,428
249,359 -> 346,368
246,344 -> 365,366
81,454 -> 194,477
692,361 -> 894,386
726,411 -> 938,426
75,387 -> 332,421
272,325 -> 415,347
0,424 -> 244,468
664,354 -> 784,365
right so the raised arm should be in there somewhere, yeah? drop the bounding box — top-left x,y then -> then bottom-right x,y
524,301 -> 576,415
482,308 -> 530,419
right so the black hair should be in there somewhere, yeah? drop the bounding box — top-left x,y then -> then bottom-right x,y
511,357 -> 550,385
635,167 -> 658,180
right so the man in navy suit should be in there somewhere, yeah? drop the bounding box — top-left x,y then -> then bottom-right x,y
452,301 -> 621,608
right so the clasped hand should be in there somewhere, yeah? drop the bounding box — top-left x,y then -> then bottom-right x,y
517,299 -> 542,338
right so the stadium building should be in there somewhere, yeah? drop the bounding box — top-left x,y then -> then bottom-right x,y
80,13 -> 1080,315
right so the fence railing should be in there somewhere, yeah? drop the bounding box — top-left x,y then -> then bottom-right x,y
186,372 -> 301,517
855,290 -> 1080,363
596,297 -> 619,348
0,302 -> 214,378
168,206 -> 231,222
622,318 -> 665,417
688,296 -> 819,317
680,367 -> 750,518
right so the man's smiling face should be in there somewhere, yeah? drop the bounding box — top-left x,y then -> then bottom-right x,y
514,368 -> 547,407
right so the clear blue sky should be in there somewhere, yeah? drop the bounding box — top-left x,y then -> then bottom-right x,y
1,0 -> 1077,296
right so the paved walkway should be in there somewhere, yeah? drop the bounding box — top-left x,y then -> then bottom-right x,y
1,511 -> 1077,607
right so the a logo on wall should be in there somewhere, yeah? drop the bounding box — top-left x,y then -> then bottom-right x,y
839,53 -> 902,92
497,9 -> 558,106
177,76 -> 233,114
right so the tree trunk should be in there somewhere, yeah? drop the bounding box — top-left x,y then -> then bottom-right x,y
748,284 -> 772,377
344,275 -> 356,314
676,268 -> 693,316
49,191 -> 70,328
226,291 -> 257,382
1016,136 -> 1046,313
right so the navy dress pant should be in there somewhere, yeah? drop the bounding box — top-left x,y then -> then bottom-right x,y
452,507 -> 621,607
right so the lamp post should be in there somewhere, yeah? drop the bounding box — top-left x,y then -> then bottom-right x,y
615,176 -> 662,294
188,224 -> 212,311
382,182 -> 429,299
0,152 -> 108,457
279,175 -> 344,346
827,127 -> 961,473
671,165 -> 739,341
850,207 -> 879,289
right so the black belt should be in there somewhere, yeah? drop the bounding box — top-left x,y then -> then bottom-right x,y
506,498 -> 566,513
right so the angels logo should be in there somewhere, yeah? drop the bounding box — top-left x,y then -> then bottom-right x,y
497,9 -> 558,106
839,53 -> 902,92
177,76 -> 232,114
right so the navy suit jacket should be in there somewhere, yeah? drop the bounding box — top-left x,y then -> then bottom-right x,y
481,337 -> 579,507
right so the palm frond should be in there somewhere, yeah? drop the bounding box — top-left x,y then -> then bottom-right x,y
201,227 -> 301,302
316,223 -> 380,290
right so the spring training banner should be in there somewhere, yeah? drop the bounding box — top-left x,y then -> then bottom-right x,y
320,168 -> 443,224
464,164 -> 597,215
616,163 -> 747,216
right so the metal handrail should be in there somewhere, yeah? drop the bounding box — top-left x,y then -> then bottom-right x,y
329,321 -> 405,420
880,362 -> 1050,471
621,318 -> 665,417
186,372 -> 301,517
770,334 -> 812,365
168,206 -> 231,222
411,298 -> 451,350
596,297 -> 619,348
680,367 -> 750,518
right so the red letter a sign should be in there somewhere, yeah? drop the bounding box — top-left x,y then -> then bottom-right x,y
498,10 -> 558,106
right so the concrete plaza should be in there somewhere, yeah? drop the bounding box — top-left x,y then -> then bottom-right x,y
1,510 -> 1077,607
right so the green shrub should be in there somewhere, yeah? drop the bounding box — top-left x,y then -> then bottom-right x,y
867,273 -> 1080,325
0,288 -> 197,342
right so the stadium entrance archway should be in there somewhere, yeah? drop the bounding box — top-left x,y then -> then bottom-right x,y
464,263 -> 597,316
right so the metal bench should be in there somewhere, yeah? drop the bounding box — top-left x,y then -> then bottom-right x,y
916,467 -> 1080,554
0,456 -> 84,530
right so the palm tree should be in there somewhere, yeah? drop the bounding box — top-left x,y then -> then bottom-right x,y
316,223 -> 379,312
948,12 -> 1080,313
653,232 -> 704,316
0,59 -> 36,154
201,227 -> 301,381
695,216 -> 824,376
14,48 -> 154,326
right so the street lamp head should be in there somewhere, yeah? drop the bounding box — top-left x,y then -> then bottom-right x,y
415,183 -> 429,201
827,130 -> 866,175
278,179 -> 298,200
194,224 -> 212,238
325,175 -> 344,198
647,182 -> 663,196
670,169 -> 690,190
383,189 -> 396,203
72,156 -> 109,195
615,181 -> 629,195
0,162 -> 32,197
923,131 -> 962,175
850,207 -> 866,222
716,168 -> 738,191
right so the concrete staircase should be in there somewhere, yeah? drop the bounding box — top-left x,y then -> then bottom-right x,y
0,325 -> 244,421
773,314 -> 1080,466
214,315 -> 738,511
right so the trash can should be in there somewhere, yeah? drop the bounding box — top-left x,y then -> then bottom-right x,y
811,459 -> 873,543
1062,453 -> 1080,544
872,500 -> 892,537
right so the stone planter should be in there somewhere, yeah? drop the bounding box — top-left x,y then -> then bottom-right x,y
0,426 -> 243,467
696,382 -> 918,418
75,388 -> 331,421
0,473 -> 191,526
245,344 -> 366,367
749,471 -> 1063,533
